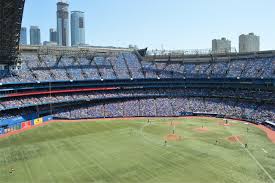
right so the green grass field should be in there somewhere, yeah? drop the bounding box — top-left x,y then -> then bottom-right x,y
0,117 -> 274,183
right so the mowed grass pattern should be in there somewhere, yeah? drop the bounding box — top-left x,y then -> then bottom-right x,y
0,118 -> 274,183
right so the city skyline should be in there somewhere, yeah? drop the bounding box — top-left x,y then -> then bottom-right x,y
21,1 -> 86,46
21,0 -> 275,50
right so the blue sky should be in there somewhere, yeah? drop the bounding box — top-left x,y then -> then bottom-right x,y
22,0 -> 275,50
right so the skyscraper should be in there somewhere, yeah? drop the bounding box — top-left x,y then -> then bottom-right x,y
30,26 -> 41,45
49,28 -> 57,43
20,27 -> 27,45
212,37 -> 231,53
57,0 -> 69,46
71,11 -> 85,46
239,33 -> 260,53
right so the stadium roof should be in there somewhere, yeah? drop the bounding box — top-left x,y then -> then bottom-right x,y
0,0 -> 25,65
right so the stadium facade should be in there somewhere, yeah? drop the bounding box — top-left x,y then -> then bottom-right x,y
0,0 -> 25,65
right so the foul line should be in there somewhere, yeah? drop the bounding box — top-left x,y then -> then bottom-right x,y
226,126 -> 275,183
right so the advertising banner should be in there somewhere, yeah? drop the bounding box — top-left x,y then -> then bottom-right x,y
21,121 -> 32,129
34,118 -> 43,125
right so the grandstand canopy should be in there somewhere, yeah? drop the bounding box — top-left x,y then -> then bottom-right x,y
0,0 -> 25,65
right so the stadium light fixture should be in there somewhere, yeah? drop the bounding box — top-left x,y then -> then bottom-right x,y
101,78 -> 104,81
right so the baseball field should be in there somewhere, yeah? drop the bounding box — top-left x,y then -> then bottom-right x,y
0,117 -> 274,183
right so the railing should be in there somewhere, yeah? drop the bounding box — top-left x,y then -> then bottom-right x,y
146,47 -> 238,56
19,45 -> 133,58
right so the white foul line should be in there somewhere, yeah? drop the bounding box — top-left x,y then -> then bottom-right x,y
235,136 -> 274,183
227,127 -> 275,183
262,148 -> 268,154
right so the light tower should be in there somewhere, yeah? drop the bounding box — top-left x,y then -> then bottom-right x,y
57,0 -> 69,46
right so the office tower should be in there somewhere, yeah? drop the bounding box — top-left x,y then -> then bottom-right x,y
49,28 -> 57,43
239,33 -> 260,53
57,0 -> 69,46
20,27 -> 27,45
30,26 -> 41,45
212,37 -> 231,53
71,11 -> 85,46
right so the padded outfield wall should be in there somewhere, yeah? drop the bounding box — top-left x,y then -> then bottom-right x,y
0,115 -> 53,135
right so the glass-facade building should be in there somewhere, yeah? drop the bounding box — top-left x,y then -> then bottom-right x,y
49,28 -> 57,43
30,26 -> 41,45
20,27 -> 27,45
57,1 -> 69,46
71,11 -> 85,46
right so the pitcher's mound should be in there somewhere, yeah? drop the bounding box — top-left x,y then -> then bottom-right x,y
226,135 -> 244,143
164,134 -> 182,141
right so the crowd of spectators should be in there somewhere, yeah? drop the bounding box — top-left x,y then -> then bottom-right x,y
1,95 -> 273,123
0,53 -> 274,84
0,108 -> 37,121
49,97 -> 274,123
0,88 -> 273,110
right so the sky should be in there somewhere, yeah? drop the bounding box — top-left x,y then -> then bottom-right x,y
22,0 -> 275,51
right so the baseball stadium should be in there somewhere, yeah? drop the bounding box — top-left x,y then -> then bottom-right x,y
0,0 -> 275,183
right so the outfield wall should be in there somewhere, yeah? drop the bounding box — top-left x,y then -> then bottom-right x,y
0,115 -> 53,135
